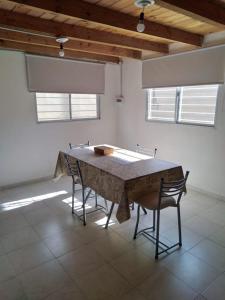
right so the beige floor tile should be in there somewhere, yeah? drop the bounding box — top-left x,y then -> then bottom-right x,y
87,210 -> 117,227
1,179 -> 225,300
33,217 -> 68,239
0,255 -> 16,283
164,252 -> 220,293
75,263 -> 131,300
209,226 -> 225,248
0,243 -> 5,256
202,273 -> 225,300
58,245 -> 106,279
110,248 -> 162,286
75,223 -> 112,244
23,206 -> 55,226
44,197 -> 72,216
19,201 -> 49,214
44,282 -> 87,300
43,228 -> 86,258
161,204 -> 198,222
190,239 -> 225,271
90,231 -> 131,262
0,190 -> 27,206
132,236 -> 156,259
139,212 -> 177,234
194,295 -> 208,300
135,230 -> 186,261
200,203 -> 225,226
0,189 -> 8,201
178,203 -> 199,222
184,215 -> 222,237
1,226 -> 40,254
110,289 -> 147,300
19,260 -> 72,300
33,214 -> 80,239
0,214 -> 29,237
0,278 -> 27,300
138,267 -> 197,300
162,226 -> 204,251
131,233 -> 153,250
0,208 -> 21,222
7,242 -> 54,274
112,219 -> 143,243
192,194 -> 221,210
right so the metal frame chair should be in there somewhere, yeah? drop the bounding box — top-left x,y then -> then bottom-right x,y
130,144 -> 158,211
68,141 -> 90,210
136,144 -> 157,158
64,153 -> 108,226
69,141 -> 90,150
133,171 -> 189,259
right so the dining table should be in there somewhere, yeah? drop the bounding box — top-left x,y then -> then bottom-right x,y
54,145 -> 184,223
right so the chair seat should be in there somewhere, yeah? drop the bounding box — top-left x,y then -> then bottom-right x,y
68,173 -> 80,184
74,176 -> 81,184
136,191 -> 176,210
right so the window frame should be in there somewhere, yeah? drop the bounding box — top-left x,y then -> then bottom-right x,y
146,84 -> 219,127
35,93 -> 101,123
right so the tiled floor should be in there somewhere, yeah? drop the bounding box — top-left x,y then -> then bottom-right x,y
1,178 -> 225,299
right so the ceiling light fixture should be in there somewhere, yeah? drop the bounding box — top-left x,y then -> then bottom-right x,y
56,36 -> 69,57
135,0 -> 155,33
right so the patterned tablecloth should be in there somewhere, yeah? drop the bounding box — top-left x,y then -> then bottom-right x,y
54,145 -> 184,223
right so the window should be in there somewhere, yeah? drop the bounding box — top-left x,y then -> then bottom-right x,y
147,84 -> 219,126
36,93 -> 100,122
147,87 -> 177,122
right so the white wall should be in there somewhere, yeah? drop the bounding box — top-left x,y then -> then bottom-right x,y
0,50 -> 120,187
1,49 -> 225,199
118,58 -> 225,198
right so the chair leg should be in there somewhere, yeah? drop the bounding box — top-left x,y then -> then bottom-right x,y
155,209 -> 160,259
83,189 -> 92,207
177,205 -> 182,247
82,187 -> 86,226
105,202 -> 115,229
142,207 -> 147,215
153,209 -> 156,231
133,205 -> 141,239
72,180 -> 75,214
104,198 -> 109,214
95,192 -> 98,208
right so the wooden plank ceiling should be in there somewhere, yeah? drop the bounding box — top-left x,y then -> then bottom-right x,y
0,0 -> 224,63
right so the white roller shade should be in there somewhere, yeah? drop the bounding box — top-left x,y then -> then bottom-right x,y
26,55 -> 105,94
142,45 -> 225,89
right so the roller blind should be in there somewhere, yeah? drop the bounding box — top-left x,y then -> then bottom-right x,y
26,55 -> 105,94
142,45 -> 225,89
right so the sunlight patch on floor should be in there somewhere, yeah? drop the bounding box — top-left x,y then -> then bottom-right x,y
0,190 -> 68,211
62,197 -> 93,211
95,216 -> 115,227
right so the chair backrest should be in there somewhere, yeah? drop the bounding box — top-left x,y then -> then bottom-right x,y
63,153 -> 82,181
64,153 -> 85,187
136,144 -> 157,158
69,141 -> 90,150
159,171 -> 189,206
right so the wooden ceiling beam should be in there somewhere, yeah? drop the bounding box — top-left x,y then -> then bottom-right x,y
0,28 -> 142,59
0,39 -> 120,63
9,0 -> 203,46
0,9 -> 169,53
156,0 -> 225,27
